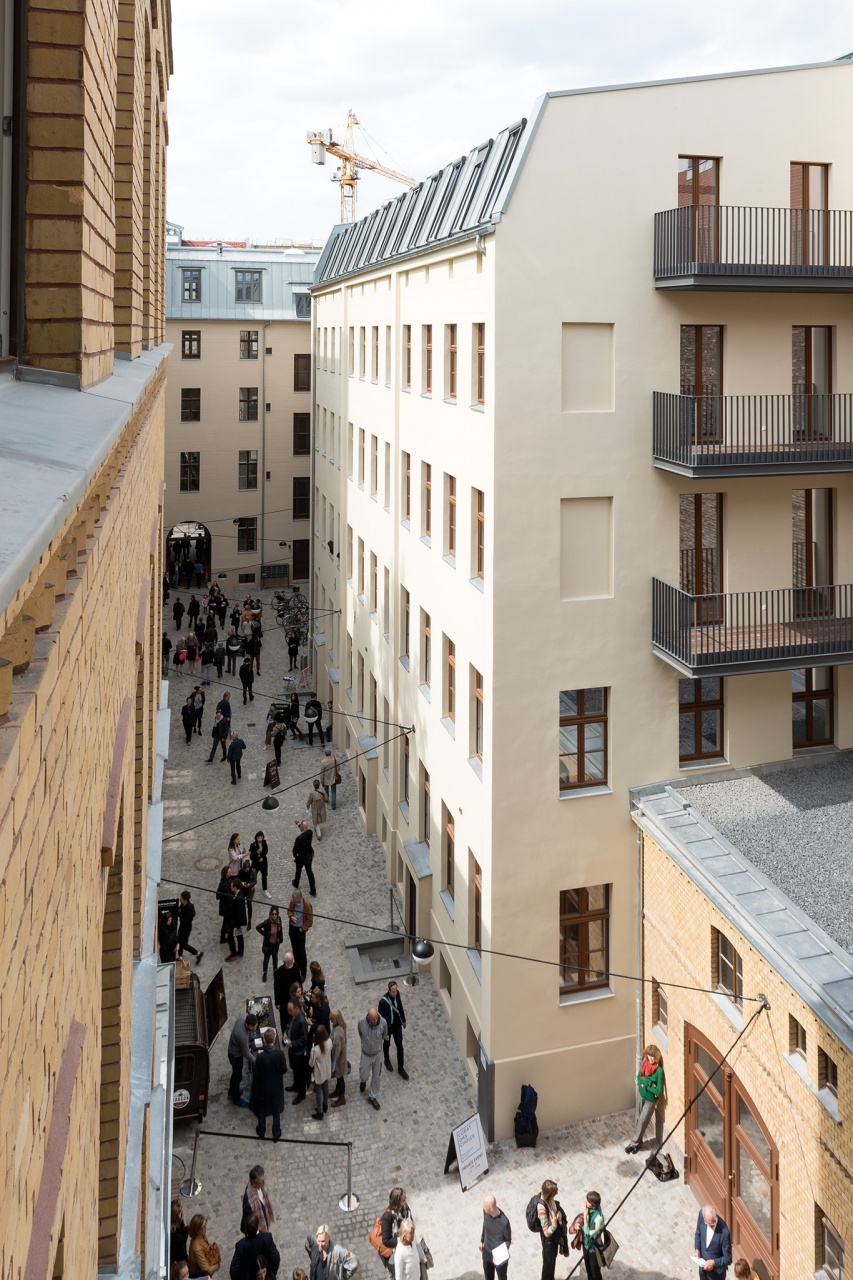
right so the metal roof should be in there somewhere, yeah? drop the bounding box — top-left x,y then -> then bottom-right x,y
167,246 -> 321,321
314,117 -> 529,287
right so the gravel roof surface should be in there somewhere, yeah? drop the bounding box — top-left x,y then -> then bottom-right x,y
678,755 -> 853,956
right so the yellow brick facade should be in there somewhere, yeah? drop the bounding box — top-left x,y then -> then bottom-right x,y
639,829 -> 852,1280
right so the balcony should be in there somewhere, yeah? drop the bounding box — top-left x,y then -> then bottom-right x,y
653,393 -> 853,476
654,206 -> 853,291
652,579 -> 853,676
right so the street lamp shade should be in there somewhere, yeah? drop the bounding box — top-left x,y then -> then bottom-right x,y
261,795 -> 280,811
411,938 -> 435,967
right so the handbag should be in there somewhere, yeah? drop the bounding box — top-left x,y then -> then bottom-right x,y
595,1227 -> 619,1269
334,768 -> 342,784
203,1240 -> 222,1270
418,1239 -> 434,1270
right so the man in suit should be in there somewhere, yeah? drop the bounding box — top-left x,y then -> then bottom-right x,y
693,1205 -> 732,1277
229,1211 -> 281,1278
252,1028 -> 287,1142
378,980 -> 409,1080
291,819 -> 316,896
285,998 -> 310,1105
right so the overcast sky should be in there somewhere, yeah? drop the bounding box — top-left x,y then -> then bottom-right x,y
166,0 -> 852,244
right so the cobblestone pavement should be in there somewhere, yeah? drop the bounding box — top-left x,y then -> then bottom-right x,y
164,587 -> 700,1280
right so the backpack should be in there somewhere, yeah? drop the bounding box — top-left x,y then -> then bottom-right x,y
515,1083 -> 539,1148
525,1196 -> 543,1233
368,1216 -> 394,1259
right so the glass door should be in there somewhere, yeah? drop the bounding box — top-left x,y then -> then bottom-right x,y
790,162 -> 828,266
792,326 -> 832,441
680,493 -> 723,624
792,668 -> 834,748
678,156 -> 719,263
792,488 -> 833,616
681,325 -> 723,444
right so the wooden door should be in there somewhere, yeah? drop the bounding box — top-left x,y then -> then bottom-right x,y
791,162 -> 828,266
792,326 -> 832,441
292,538 -> 310,580
792,488 -> 833,616
681,325 -> 723,443
678,156 -> 719,263
680,493 -> 723,624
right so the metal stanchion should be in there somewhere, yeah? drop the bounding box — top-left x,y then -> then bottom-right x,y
338,1143 -> 359,1212
180,1128 -> 202,1196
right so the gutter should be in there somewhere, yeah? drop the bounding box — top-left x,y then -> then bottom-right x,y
312,224 -> 496,292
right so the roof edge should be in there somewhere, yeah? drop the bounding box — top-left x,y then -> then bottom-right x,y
544,54 -> 852,102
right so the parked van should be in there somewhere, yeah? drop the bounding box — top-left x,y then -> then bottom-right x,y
173,968 -> 227,1122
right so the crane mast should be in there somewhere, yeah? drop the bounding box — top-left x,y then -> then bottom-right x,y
307,109 -> 415,223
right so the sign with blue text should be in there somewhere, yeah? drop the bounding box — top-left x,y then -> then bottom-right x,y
444,1112 -> 489,1191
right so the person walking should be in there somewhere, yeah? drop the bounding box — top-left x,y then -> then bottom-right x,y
625,1043 -> 665,1154
581,1192 -> 605,1280
226,1010 -> 258,1106
158,908 -> 179,963
186,595 -> 200,629
304,693 -> 324,746
287,888 -> 313,982
378,980 -> 408,1080
217,595 -> 228,629
285,997 -> 310,1105
240,657 -> 255,705
192,686 -> 206,735
228,732 -> 247,785
256,905 -> 284,982
177,891 -> 203,964
185,634 -> 199,676
693,1205 -> 732,1278
319,748 -> 338,810
306,780 -> 326,841
180,695 -> 196,745
291,820 -> 316,896
250,830 -> 271,897
287,691 -> 304,741
214,639 -> 225,680
330,1009 -> 348,1108
535,1181 -> 564,1280
309,1024 -> 332,1120
217,691 -> 233,726
264,703 -> 278,747
287,631 -> 299,671
172,597 -> 185,632
162,631 -> 173,676
252,1028 -> 287,1142
173,641 -> 186,678
208,710 -> 230,763
357,1006 -> 387,1111
226,629 -> 242,676
217,865 -> 232,943
241,1165 -> 276,1235
481,1194 -> 511,1280
272,717 -> 287,768
393,1220 -> 420,1280
225,879 -> 248,962
248,626 -> 262,676
200,643 -> 215,686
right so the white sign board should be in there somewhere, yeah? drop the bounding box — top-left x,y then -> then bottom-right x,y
446,1112 -> 489,1191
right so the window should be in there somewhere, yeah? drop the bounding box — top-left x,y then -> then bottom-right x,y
446,474 -> 456,557
559,886 -> 609,994
240,329 -> 259,360
348,326 -> 355,375
238,449 -> 258,490
679,678 -> 724,762
357,538 -> 365,597
346,526 -> 353,579
475,322 -> 485,404
370,434 -> 378,497
789,1015 -> 807,1059
180,387 -> 201,422
472,857 -> 482,954
237,517 -> 257,553
370,552 -> 378,613
793,667 -> 834,749
652,979 -> 668,1033
345,632 -> 353,691
447,324 -> 457,399
295,293 -> 311,318
559,689 -> 607,791
402,452 -> 411,524
818,1047 -> 839,1098
443,804 -> 455,898
358,429 -> 365,486
385,325 -> 391,385
179,451 -> 200,491
402,735 -> 410,805
182,268 -> 201,302
423,463 -> 432,539
421,768 -> 431,845
238,387 -> 258,421
356,652 -> 364,714
181,330 -> 201,359
818,1208 -> 845,1280
422,612 -> 431,686
445,638 -> 456,721
293,477 -> 310,520
713,929 -> 743,1007
372,326 -> 379,380
294,354 -> 311,391
347,423 -> 354,477
293,413 -> 310,455
423,324 -> 432,393
474,488 -> 485,579
472,668 -> 484,760
403,324 -> 411,388
235,269 -> 262,302
384,441 -> 391,508
329,325 -> 335,370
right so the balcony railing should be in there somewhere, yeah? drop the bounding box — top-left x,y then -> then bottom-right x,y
653,393 -> 853,474
652,578 -> 853,676
654,206 -> 853,290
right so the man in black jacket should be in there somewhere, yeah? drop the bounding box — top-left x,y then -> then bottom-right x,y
207,710 -> 229,762
252,1029 -> 287,1141
239,656 -> 255,704
228,732 -> 247,785
273,952 -> 300,1022
225,879 -> 248,960
230,1213 -> 280,1277
378,980 -> 409,1080
292,820 -> 316,896
285,998 -> 310,1105
304,692 -> 325,746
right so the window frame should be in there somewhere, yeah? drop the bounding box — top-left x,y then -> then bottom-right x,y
475,322 -> 485,405
422,768 -> 431,846
181,268 -> 201,302
238,386 -> 259,422
423,323 -> 433,394
446,474 -> 456,557
475,488 -> 485,579
179,450 -> 200,492
559,688 -> 608,792
294,354 -> 311,392
403,452 -> 411,523
559,885 -> 610,995
180,387 -> 201,422
293,476 -> 311,521
679,677 -> 724,763
235,269 -> 262,303
473,669 -> 484,760
423,463 -> 432,539
818,1046 -> 839,1098
444,805 -> 455,899
473,857 -> 482,954
447,323 -> 457,399
652,979 -> 668,1033
238,448 -> 258,491
240,329 -> 259,360
181,330 -> 201,359
446,638 -> 456,721
237,516 -> 257,553
423,612 -> 431,687
403,324 -> 412,389
292,412 -> 311,456
714,928 -> 743,1008
819,1209 -> 845,1280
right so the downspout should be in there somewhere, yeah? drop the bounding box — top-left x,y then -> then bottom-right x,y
260,320 -> 270,580
635,823 -> 644,1076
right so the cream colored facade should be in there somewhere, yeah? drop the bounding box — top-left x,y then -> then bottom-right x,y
164,246 -> 319,590
310,58 -> 853,1141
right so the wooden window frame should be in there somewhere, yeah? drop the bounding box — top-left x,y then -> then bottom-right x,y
179,451 -> 200,492
370,552 -> 378,612
358,429 -> 365,486
447,474 -> 456,557
476,322 -> 485,404
403,588 -> 410,659
818,1047 -> 839,1097
559,688 -> 608,792
446,638 -> 456,721
819,1209 -> 845,1280
180,387 -> 201,422
424,324 -> 433,394
402,735 -> 410,805
237,516 -> 257,553
789,1015 -> 807,1059
403,324 -> 411,389
292,412 -> 311,455
444,806 -> 455,899
422,769 -> 431,846
240,329 -> 259,360
474,670 -> 484,760
371,434 -> 378,497
359,326 -> 365,379
679,677 -> 724,763
181,330 -> 201,359
473,858 -> 482,954
448,323 -> 457,399
238,386 -> 258,422
559,886 -> 610,994
372,326 -> 379,381
475,489 -> 485,578
403,452 -> 411,523
424,463 -> 432,539
714,928 -> 743,1008
292,476 -> 310,521
348,326 -> 355,376
238,449 -> 258,491
293,354 -> 311,392
423,613 -> 431,687
652,979 -> 668,1033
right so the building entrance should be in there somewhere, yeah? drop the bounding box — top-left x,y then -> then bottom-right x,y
167,522 -> 211,588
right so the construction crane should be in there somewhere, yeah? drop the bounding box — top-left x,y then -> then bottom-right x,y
307,109 -> 416,224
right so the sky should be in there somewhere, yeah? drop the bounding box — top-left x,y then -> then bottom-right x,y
166,0 -> 852,245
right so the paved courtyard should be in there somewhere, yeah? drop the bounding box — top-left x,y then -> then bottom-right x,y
164,586 -> 700,1280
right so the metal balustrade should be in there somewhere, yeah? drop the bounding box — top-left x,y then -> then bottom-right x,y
653,392 -> 853,474
654,206 -> 853,289
652,578 -> 853,676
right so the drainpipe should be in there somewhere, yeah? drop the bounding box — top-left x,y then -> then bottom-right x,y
260,320 -> 271,580
636,822 -> 644,1070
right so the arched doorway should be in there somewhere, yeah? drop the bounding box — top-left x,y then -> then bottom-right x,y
167,522 -> 211,589
686,1025 -> 779,1280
